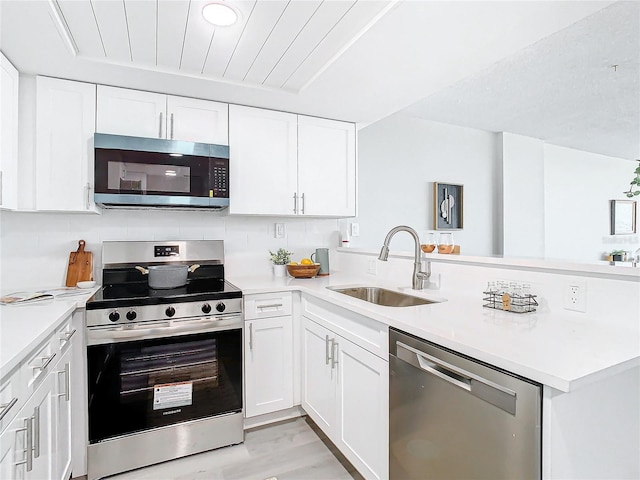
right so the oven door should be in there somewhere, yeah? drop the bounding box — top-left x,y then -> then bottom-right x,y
86,318 -> 242,444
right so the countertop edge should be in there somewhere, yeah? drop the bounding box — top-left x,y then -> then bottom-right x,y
230,274 -> 640,393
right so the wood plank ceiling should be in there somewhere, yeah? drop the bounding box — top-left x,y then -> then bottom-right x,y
55,0 -> 394,93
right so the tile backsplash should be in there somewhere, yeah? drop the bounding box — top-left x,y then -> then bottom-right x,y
0,210 -> 339,290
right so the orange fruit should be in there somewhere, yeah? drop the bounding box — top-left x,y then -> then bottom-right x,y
300,258 -> 313,265
288,261 -> 298,265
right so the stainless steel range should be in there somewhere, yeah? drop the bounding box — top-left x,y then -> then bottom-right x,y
85,240 -> 243,480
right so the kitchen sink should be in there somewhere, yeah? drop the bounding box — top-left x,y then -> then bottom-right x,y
327,286 -> 440,307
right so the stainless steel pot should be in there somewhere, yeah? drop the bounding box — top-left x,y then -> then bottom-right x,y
134,264 -> 200,289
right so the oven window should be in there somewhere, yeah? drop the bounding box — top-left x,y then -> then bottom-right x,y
87,329 -> 242,443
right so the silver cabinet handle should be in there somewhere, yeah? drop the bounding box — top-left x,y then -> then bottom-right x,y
249,323 -> 254,351
159,111 -> 164,138
301,193 -> 305,215
60,329 -> 77,348
57,363 -> 70,401
32,353 -> 56,372
170,113 -> 174,139
0,170 -> 3,206
331,340 -> 339,369
14,417 -> 33,471
293,192 -> 298,214
0,397 -> 18,422
85,182 -> 91,210
257,303 -> 283,309
325,335 -> 331,365
33,406 -> 40,458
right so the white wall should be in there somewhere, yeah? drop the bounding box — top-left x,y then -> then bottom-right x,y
502,133 -> 545,258
350,113 -> 638,263
0,210 -> 339,291
344,114 -> 500,254
544,144 -> 639,261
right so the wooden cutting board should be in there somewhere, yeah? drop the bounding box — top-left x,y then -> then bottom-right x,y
65,240 -> 93,287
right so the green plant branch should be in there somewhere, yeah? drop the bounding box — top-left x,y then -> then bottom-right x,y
623,159 -> 640,198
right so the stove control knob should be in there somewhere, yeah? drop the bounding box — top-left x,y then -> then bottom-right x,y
202,303 -> 212,314
215,302 -> 226,313
126,310 -> 137,321
166,306 -> 176,317
109,311 -> 120,322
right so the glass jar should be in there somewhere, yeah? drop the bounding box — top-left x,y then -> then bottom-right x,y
437,232 -> 454,253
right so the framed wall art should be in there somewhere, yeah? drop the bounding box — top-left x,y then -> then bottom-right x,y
434,182 -> 463,230
610,200 -> 637,235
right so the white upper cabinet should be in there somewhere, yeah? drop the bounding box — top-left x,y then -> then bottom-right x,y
97,85 -> 228,144
298,116 -> 356,217
228,105 -> 298,215
228,105 -> 357,217
35,76 -> 98,212
0,52 -> 19,210
166,95 -> 228,144
96,86 -> 166,139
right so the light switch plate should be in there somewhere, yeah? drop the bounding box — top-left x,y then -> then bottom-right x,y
351,223 -> 360,237
275,223 -> 285,238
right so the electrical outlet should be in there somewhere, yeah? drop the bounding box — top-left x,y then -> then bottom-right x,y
367,259 -> 377,275
274,223 -> 285,238
564,280 -> 587,312
351,223 -> 360,237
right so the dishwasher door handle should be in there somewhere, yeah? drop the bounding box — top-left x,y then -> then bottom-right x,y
396,341 -> 517,415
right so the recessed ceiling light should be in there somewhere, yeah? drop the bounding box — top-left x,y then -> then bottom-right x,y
202,3 -> 238,27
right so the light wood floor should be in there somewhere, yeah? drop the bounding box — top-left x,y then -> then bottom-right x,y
99,417 -> 363,480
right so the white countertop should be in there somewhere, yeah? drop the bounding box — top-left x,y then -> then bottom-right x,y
0,288 -> 98,376
229,272 -> 640,393
1,276 -> 637,394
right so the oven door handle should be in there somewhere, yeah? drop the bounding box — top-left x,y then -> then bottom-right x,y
87,314 -> 242,345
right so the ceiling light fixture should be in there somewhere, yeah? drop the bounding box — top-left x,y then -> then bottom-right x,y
202,3 -> 238,27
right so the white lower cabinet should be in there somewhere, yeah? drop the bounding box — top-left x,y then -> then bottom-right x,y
244,292 -> 295,418
302,316 -> 389,480
0,373 -> 55,480
0,315 -> 76,480
53,347 -> 72,480
244,316 -> 294,417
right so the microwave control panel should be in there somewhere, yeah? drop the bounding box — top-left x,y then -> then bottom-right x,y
211,158 -> 229,198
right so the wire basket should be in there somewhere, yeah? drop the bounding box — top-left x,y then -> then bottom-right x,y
483,291 -> 538,314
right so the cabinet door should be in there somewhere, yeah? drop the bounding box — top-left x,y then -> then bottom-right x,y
0,53 -> 19,210
53,348 -> 72,480
228,105 -> 297,215
167,96 -> 228,145
96,85 -> 166,138
244,316 -> 294,418
301,317 -> 336,433
0,373 -> 55,480
335,338 -> 389,480
35,77 -> 97,212
298,116 -> 356,216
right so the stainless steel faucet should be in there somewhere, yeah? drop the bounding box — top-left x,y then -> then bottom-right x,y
378,225 -> 431,289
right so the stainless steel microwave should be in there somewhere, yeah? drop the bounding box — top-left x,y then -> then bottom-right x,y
94,133 -> 229,209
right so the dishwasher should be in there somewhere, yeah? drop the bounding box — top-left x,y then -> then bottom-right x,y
389,328 -> 541,479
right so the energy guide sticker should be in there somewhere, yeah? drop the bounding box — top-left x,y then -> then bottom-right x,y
153,381 -> 193,410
